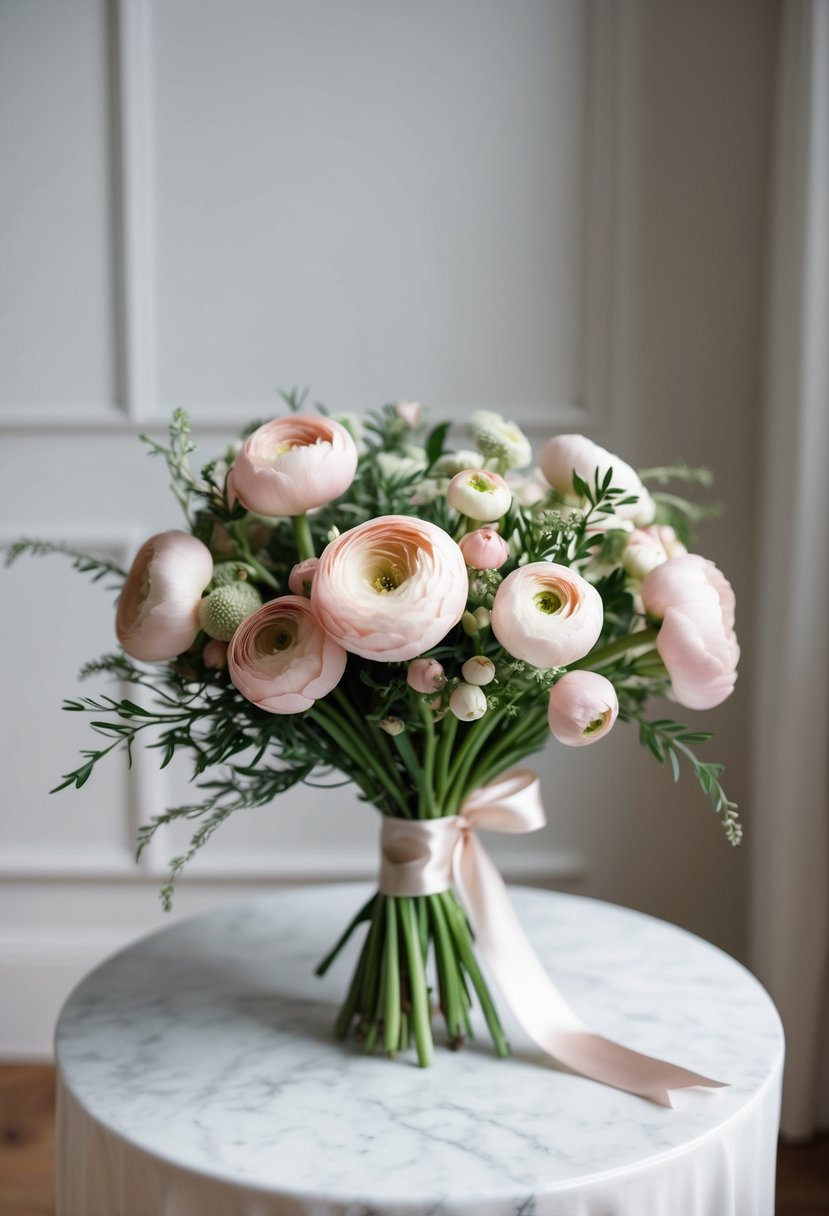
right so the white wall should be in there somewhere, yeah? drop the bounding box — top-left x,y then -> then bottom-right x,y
0,0 -> 779,1055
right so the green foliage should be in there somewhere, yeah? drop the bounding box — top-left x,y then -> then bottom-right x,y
4,539 -> 126,590
634,717 -> 742,845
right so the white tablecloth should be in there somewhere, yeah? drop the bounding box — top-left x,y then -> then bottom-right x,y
55,885 -> 784,1215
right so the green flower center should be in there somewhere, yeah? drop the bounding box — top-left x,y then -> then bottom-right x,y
583,713 -> 608,736
469,473 -> 496,493
534,590 -> 562,615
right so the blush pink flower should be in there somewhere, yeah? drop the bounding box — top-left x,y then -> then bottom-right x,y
115,531 -> 213,662
491,562 -> 603,667
641,554 -> 739,709
311,515 -> 469,662
288,557 -> 320,597
232,415 -> 358,517
407,658 -> 446,693
623,525 -> 687,580
547,670 -> 619,746
458,527 -> 510,569
538,433 -> 655,525
228,595 -> 347,714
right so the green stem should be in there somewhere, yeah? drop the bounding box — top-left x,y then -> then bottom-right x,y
315,893 -> 376,976
417,700 -> 437,817
440,892 -> 510,1058
569,625 -> 659,672
392,732 -> 426,816
434,713 -> 458,808
226,521 -> 280,589
291,513 -> 316,560
383,899 -> 401,1055
360,895 -> 385,1028
399,897 -> 433,1067
444,712 -> 504,817
310,703 -> 410,816
429,895 -> 463,1042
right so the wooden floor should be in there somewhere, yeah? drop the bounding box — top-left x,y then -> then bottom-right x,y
1,1065 -> 827,1214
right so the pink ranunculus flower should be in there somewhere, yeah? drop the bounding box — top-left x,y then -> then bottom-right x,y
623,525 -> 687,581
232,415 -> 358,517
115,531 -> 213,662
228,595 -> 347,714
537,433 -> 655,525
311,515 -> 469,662
491,562 -> 603,668
547,670 -> 619,746
458,527 -> 510,569
641,554 -> 739,709
288,556 -> 320,597
407,658 -> 446,693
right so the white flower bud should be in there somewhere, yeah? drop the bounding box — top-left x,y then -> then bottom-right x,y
449,683 -> 488,721
447,469 -> 512,522
473,606 -> 491,630
379,716 -> 406,736
461,656 -> 496,686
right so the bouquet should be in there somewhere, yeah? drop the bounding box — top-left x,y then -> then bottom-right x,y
9,397 -> 740,1101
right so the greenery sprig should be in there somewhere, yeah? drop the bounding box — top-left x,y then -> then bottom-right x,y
635,716 -> 741,845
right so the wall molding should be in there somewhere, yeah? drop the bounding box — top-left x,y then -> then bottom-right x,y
0,0 -> 642,437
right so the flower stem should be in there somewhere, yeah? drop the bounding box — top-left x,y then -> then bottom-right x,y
440,892 -> 510,1058
383,899 -> 401,1054
570,625 -> 659,671
399,897 -> 433,1067
291,513 -> 315,561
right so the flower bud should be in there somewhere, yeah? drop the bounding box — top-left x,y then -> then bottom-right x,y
200,582 -> 263,641
458,527 -> 510,570
547,671 -> 618,746
461,611 -> 479,637
379,716 -> 406,736
447,469 -> 512,522
473,606 -> 491,631
288,556 -> 320,597
407,658 -> 446,693
212,561 -> 256,587
395,400 -> 423,428
203,639 -> 229,670
449,682 -> 488,721
461,656 -> 495,686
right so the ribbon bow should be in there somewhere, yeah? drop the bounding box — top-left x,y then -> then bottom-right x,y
379,769 -> 725,1107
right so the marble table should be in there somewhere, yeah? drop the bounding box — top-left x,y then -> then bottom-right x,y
55,885 -> 784,1216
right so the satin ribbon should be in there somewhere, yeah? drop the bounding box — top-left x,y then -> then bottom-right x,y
378,769 -> 726,1107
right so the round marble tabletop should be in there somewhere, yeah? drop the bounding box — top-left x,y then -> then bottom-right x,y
55,884 -> 784,1216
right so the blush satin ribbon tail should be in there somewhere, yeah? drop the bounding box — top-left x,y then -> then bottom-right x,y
378,768 -> 726,1107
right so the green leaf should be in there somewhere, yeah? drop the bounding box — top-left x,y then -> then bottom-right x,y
424,421 -> 451,470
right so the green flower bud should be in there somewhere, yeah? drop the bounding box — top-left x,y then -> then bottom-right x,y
461,610 -> 479,637
200,582 -> 262,641
211,561 -> 258,588
473,606 -> 491,630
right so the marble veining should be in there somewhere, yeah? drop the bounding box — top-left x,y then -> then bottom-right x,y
56,885 -> 784,1214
